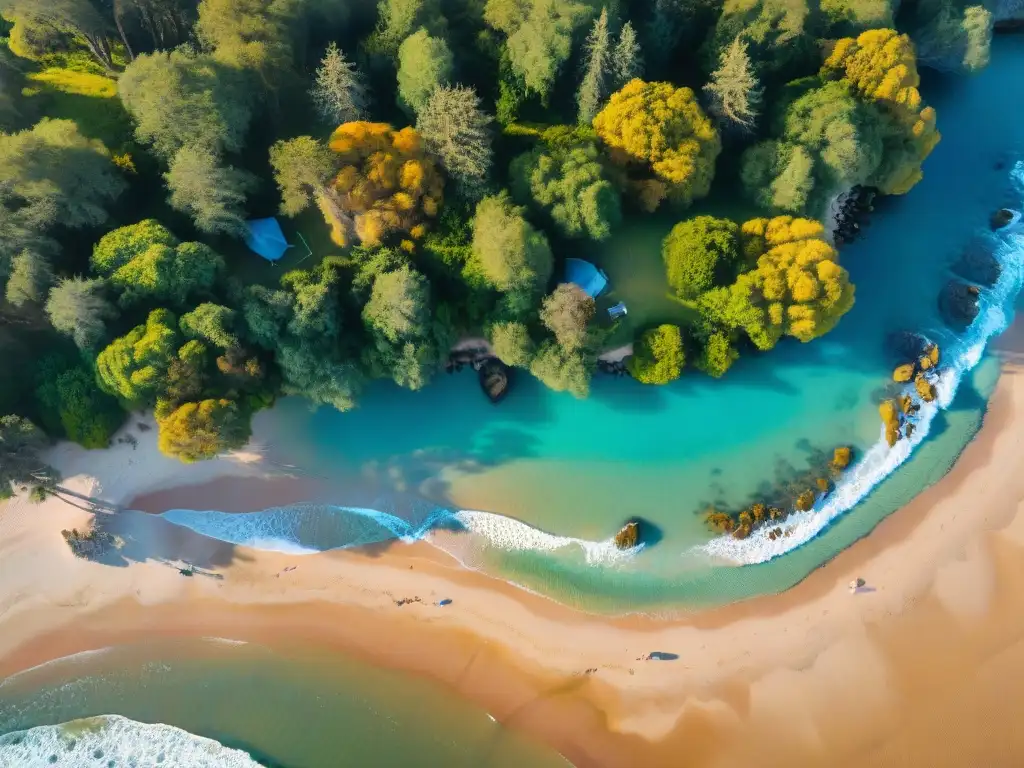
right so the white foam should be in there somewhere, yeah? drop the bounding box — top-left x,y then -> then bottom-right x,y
0,649 -> 112,691
702,163 -> 1024,565
0,714 -> 261,767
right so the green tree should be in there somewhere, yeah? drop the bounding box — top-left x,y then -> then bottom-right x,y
593,80 -> 720,211
510,143 -> 621,240
0,414 -> 53,499
180,303 -> 239,349
363,265 -> 431,344
91,219 -> 178,274
160,340 -> 208,416
118,48 -> 255,161
367,0 -> 446,58
165,145 -> 255,237
269,136 -> 337,217
704,37 -> 762,132
0,119 -> 125,230
577,8 -> 611,125
484,0 -> 595,97
239,284 -> 294,349
109,241 -> 224,308
0,0 -> 115,69
913,4 -> 992,73
157,398 -> 251,462
662,216 -> 742,300
628,324 -> 685,384
396,29 -> 453,115
195,0 -> 299,84
490,321 -> 534,367
35,363 -> 125,449
471,192 -> 553,298
276,338 -> 362,411
45,277 -> 116,351
311,42 -> 368,124
694,328 -> 738,378
5,250 -> 52,308
416,85 -> 493,197
540,283 -> 594,352
610,21 -> 642,92
96,308 -> 180,403
529,341 -> 590,398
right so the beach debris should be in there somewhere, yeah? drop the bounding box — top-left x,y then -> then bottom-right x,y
613,520 -> 641,550
61,525 -> 123,559
438,598 -> 453,606
394,596 -> 423,606
849,577 -> 867,594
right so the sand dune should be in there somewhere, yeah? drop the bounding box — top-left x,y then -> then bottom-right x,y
4,329 -> 1024,766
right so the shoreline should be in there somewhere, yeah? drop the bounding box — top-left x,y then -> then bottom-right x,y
4,328 -> 1024,765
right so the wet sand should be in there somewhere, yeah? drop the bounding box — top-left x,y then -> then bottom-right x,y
3,330 -> 1024,766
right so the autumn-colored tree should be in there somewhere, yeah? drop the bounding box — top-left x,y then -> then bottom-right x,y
157,398 -> 251,463
821,29 -> 940,194
628,325 -> 685,385
700,217 -> 855,350
593,80 -> 720,211
323,122 -> 444,247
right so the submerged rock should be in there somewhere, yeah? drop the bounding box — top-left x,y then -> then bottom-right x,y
991,208 -> 1016,230
478,358 -> 511,404
893,363 -> 916,383
614,521 -> 640,549
939,281 -> 980,330
886,331 -> 930,363
954,238 -> 1002,286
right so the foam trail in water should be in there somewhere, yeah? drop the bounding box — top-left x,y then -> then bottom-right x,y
702,163 -> 1024,565
0,714 -> 261,767
161,500 -> 636,566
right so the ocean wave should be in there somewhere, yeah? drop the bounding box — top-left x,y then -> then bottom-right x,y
702,162 -> 1024,565
160,503 -> 635,567
0,649 -> 112,691
0,714 -> 261,767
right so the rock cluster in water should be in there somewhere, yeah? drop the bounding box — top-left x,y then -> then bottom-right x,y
832,186 -> 877,246
991,208 -> 1016,230
704,445 -> 855,539
955,237 -> 1003,287
880,344 -> 939,447
597,358 -> 630,376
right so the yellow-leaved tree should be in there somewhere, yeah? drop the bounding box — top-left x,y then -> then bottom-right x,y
592,79 -> 721,212
821,29 -> 940,195
325,122 -> 444,247
700,217 -> 855,351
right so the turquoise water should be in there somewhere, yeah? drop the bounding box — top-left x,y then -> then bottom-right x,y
159,39 -> 1024,612
0,640 -> 572,767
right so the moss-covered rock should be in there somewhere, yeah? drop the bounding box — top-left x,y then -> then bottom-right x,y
893,363 -> 915,382
815,477 -> 830,492
795,489 -> 816,511
832,446 -> 852,470
898,394 -> 917,415
914,373 -> 936,402
880,399 -> 901,447
928,344 -> 940,367
613,520 -> 640,549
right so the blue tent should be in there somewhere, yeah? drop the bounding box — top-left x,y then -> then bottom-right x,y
245,218 -> 291,262
564,258 -> 609,297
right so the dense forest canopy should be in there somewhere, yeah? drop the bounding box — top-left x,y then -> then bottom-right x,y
0,0 -> 1013,476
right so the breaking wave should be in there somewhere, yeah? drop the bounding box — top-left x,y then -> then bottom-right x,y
161,504 -> 636,567
0,715 -> 261,767
702,163 -> 1024,565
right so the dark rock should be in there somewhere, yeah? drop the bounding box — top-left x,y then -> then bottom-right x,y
954,237 -> 1002,286
614,521 -> 640,549
886,331 -> 930,363
479,358 -> 511,404
991,208 -> 1016,230
938,280 -> 980,330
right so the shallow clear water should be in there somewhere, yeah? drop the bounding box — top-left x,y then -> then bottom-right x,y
0,641 -> 572,768
159,39 -> 1024,612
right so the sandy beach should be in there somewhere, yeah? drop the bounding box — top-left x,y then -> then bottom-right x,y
4,324 -> 1024,767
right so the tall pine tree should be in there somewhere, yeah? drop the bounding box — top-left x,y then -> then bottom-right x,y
577,8 -> 611,125
610,21 -> 642,91
310,42 -> 369,125
704,37 -> 762,132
